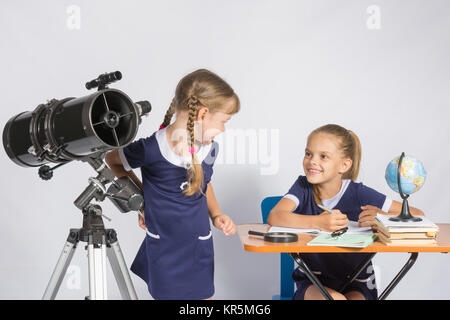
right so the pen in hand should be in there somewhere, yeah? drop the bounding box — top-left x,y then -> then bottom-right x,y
317,204 -> 348,236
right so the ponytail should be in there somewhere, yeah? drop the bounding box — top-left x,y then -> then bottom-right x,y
343,130 -> 361,181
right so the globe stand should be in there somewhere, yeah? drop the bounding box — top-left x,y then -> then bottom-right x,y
389,152 -> 422,222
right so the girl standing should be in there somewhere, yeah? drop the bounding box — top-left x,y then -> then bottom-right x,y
268,124 -> 424,300
106,69 -> 240,299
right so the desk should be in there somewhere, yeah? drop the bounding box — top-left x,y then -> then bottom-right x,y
237,223 -> 450,300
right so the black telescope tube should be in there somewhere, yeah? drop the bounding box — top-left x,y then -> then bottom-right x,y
3,88 -> 141,167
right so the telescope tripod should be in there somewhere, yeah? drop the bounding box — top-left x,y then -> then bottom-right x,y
42,204 -> 138,300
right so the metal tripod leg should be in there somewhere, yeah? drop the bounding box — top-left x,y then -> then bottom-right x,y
42,230 -> 79,300
43,226 -> 138,300
87,234 -> 108,300
106,230 -> 138,300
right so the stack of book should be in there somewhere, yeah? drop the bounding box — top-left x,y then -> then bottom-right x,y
374,214 -> 439,246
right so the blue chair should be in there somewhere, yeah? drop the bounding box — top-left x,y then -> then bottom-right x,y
260,196 -> 295,300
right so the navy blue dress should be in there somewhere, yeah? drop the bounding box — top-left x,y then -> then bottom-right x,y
118,128 -> 218,299
284,176 -> 392,300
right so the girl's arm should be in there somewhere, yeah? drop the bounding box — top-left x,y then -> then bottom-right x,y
206,183 -> 235,235
267,198 -> 348,232
105,149 -> 143,190
387,200 -> 425,216
358,200 -> 425,227
267,198 -> 319,228
105,149 -> 146,230
205,183 -> 223,221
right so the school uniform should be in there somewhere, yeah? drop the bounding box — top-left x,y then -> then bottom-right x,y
118,128 -> 218,300
283,176 -> 392,300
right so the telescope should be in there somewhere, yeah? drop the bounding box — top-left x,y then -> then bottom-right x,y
2,71 -> 151,299
3,70 -> 150,212
3,71 -> 149,167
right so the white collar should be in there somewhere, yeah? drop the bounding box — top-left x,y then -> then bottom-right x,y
321,179 -> 351,209
155,127 -> 212,168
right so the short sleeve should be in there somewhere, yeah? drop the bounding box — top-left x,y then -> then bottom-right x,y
357,183 -> 392,212
118,137 -> 151,171
204,141 -> 219,184
283,176 -> 307,211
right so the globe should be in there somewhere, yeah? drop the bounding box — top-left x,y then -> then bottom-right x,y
385,153 -> 426,222
385,154 -> 427,195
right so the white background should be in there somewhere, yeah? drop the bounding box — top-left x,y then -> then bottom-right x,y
0,0 -> 449,299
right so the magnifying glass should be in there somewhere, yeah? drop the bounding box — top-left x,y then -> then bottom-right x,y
248,230 -> 298,243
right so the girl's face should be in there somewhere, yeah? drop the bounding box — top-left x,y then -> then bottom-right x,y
303,133 -> 352,185
196,98 -> 235,144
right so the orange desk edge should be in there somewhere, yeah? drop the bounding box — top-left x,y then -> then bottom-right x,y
237,223 -> 450,253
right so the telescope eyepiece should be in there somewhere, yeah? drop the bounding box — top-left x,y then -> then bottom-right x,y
135,101 -> 152,116
85,71 -> 122,90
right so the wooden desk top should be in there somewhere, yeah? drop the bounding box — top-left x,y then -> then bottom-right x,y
237,223 -> 450,253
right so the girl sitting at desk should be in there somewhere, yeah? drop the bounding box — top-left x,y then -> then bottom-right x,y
267,124 -> 424,300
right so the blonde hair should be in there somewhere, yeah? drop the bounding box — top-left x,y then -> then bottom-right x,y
308,124 -> 362,204
161,69 -> 240,196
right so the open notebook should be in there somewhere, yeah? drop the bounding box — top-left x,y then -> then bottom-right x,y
268,221 -> 375,248
306,233 -> 377,248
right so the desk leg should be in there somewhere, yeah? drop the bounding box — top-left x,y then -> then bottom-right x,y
338,253 -> 377,293
378,252 -> 418,300
290,253 -> 333,300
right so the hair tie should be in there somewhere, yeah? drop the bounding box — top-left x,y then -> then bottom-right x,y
189,146 -> 195,154
159,124 -> 165,130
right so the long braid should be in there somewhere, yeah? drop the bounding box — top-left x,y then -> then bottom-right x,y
184,95 -> 204,196
186,95 -> 198,148
160,97 -> 176,129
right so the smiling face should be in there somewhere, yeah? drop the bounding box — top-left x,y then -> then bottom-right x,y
303,133 -> 353,185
